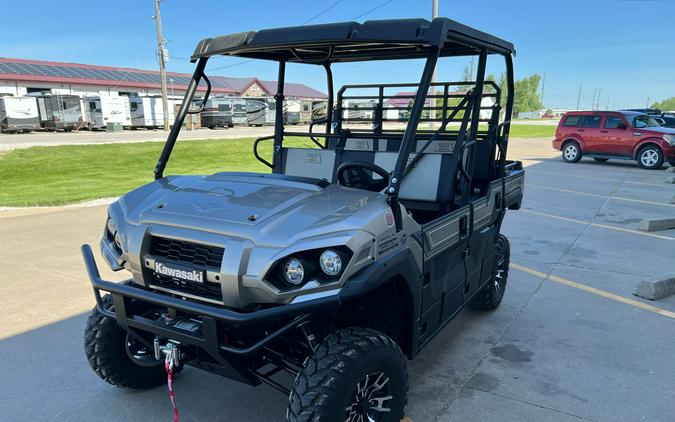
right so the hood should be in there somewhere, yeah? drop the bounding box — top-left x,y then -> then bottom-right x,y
117,172 -> 386,245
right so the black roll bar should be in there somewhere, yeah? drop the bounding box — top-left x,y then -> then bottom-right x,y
388,47 -> 440,230
460,48 -> 488,205
154,57 -> 209,180
324,63 -> 334,136
272,60 -> 286,173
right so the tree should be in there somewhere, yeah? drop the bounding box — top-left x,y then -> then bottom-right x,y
513,74 -> 544,113
651,97 -> 675,111
462,64 -> 472,82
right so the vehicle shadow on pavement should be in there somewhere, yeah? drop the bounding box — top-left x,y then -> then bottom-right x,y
0,269 -> 545,422
0,314 -> 288,422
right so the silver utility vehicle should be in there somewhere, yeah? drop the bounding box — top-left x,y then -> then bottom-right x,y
82,17 -> 524,422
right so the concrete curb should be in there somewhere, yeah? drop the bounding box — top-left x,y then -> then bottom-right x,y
665,176 -> 675,184
634,277 -> 675,300
670,195 -> 675,204
666,167 -> 675,173
637,218 -> 675,232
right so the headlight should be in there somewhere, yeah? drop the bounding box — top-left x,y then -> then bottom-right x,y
663,134 -> 675,145
106,218 -> 117,236
282,257 -> 305,285
319,250 -> 343,276
106,216 -> 123,252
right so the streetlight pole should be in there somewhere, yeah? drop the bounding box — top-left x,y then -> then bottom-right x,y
154,0 -> 170,131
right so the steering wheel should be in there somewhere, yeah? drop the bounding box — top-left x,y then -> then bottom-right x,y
336,161 -> 390,192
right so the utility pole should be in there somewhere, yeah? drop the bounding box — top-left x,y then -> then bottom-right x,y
596,88 -> 601,111
540,74 -> 545,109
576,84 -> 582,110
429,0 -> 438,129
591,89 -> 596,111
154,0 -> 170,131
646,96 -> 650,108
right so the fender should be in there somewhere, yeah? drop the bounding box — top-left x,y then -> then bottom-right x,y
632,138 -> 665,159
561,136 -> 586,152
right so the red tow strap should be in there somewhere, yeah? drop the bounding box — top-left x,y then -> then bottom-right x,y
165,354 -> 180,422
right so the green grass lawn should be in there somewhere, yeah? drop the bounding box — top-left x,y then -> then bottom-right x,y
0,125 -> 554,206
508,125 -> 555,138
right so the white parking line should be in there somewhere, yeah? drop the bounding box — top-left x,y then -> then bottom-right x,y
518,209 -> 675,241
526,183 -> 675,208
526,169 -> 668,187
511,263 -> 675,320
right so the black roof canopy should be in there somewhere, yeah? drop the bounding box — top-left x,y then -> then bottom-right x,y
191,18 -> 515,64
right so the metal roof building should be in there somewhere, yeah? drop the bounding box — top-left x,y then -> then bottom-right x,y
0,57 -> 326,99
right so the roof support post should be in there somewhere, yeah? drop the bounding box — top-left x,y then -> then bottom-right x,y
272,59 -> 286,172
388,46 -> 440,229
324,63 -> 334,136
154,57 -> 208,180
498,53 -> 515,177
460,48 -> 488,205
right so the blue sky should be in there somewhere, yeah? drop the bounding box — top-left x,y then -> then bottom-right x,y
2,0 -> 674,109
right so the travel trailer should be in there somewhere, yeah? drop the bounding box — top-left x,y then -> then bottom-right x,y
200,96 -> 234,128
284,99 -> 302,124
129,96 -> 175,129
245,97 -> 276,126
34,94 -> 85,131
0,96 -> 40,132
230,97 -> 248,125
85,96 -> 132,130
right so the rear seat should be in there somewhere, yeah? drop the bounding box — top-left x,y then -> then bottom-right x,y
280,132 -> 493,213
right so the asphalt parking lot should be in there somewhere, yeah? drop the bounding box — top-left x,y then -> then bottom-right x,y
1,137 -> 674,421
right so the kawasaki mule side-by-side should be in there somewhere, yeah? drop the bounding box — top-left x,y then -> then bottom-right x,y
82,17 -> 524,421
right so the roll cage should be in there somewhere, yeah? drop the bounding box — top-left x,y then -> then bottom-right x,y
154,17 -> 516,229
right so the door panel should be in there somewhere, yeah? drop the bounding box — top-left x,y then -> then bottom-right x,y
599,115 -> 632,156
579,115 -> 604,153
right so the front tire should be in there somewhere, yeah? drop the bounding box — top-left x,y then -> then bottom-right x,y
84,295 -> 167,389
288,328 -> 408,422
637,145 -> 664,170
469,234 -> 510,311
562,141 -> 582,163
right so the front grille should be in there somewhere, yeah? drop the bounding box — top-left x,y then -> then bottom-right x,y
150,236 -> 224,268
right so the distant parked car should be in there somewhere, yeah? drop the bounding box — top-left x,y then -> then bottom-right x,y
655,115 -> 675,129
553,111 -> 675,169
621,108 -> 662,116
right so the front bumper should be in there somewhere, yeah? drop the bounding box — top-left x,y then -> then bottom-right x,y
82,243 -> 340,351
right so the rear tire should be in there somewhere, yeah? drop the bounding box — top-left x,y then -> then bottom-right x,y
562,141 -> 582,163
593,157 -> 608,162
84,295 -> 167,389
469,234 -> 510,311
636,145 -> 663,170
288,327 -> 408,422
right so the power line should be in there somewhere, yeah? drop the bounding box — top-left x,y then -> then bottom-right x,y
208,0 -> 352,73
302,0 -> 345,25
352,0 -> 393,20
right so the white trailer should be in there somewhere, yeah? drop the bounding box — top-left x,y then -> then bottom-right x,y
85,95 -> 132,129
129,96 -> 175,129
0,96 -> 41,132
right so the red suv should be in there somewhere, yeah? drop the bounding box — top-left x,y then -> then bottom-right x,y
552,111 -> 675,169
